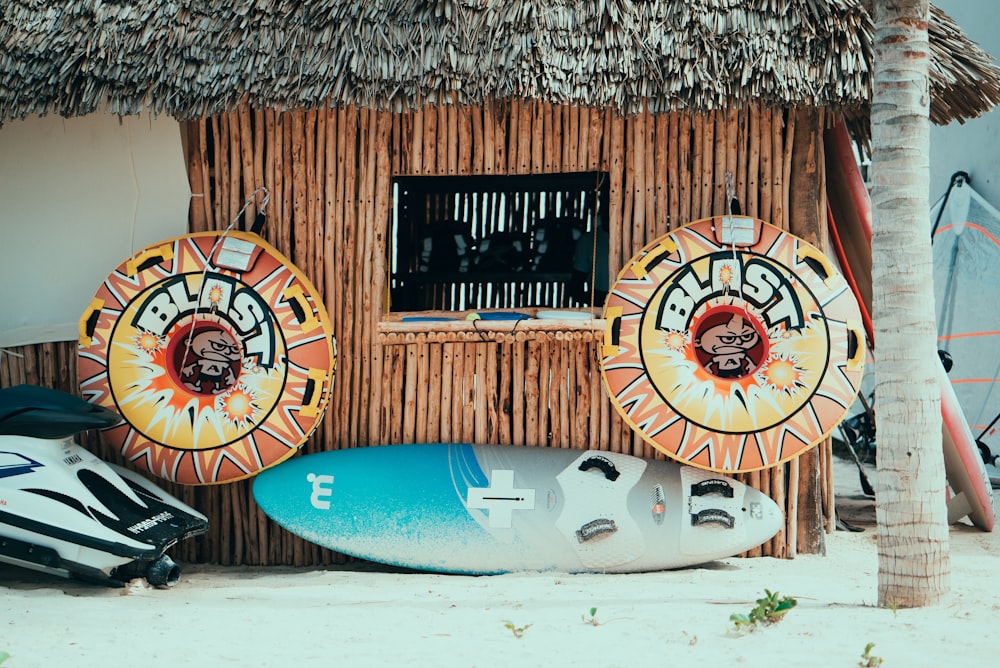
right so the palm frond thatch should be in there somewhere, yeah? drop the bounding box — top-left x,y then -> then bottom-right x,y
0,1 -> 996,125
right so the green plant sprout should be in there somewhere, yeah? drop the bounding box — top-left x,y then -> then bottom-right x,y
729,589 -> 797,633
581,606 -> 631,626
859,642 -> 883,667
0,651 -> 9,665
503,620 -> 531,638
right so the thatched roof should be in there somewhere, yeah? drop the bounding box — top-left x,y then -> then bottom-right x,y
0,1 -> 997,125
926,3 -> 1000,124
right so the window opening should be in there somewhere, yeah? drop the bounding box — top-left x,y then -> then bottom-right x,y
389,172 -> 609,312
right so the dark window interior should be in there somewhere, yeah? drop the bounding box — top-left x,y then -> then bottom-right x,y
389,172 -> 610,312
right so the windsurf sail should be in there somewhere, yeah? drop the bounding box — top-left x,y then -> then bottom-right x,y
931,172 -> 1000,458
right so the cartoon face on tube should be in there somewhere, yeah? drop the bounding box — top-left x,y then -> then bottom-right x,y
694,311 -> 763,379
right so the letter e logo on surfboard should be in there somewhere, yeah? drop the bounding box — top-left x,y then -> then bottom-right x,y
308,473 -> 335,510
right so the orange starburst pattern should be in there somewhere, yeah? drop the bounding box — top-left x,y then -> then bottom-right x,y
663,329 -> 689,352
718,263 -> 734,286
221,385 -> 258,426
208,284 -> 225,306
135,330 -> 164,354
759,355 -> 803,394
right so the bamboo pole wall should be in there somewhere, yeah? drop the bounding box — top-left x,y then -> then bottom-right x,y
0,100 -> 838,566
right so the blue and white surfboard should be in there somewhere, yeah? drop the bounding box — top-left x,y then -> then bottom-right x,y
252,444 -> 783,574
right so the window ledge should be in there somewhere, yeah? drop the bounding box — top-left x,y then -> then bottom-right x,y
378,309 -> 605,344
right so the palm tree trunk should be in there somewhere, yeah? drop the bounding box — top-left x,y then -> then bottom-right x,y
871,0 -> 950,608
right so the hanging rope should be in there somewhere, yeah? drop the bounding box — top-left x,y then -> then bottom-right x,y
178,187 -> 271,376
722,171 -> 750,318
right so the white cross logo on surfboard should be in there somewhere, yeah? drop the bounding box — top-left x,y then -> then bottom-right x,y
466,469 -> 535,528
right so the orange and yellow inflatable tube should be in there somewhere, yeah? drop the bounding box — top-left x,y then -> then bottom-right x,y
602,216 -> 864,473
78,231 -> 336,485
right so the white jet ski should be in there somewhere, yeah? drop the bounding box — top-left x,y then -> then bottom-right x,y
0,384 -> 209,587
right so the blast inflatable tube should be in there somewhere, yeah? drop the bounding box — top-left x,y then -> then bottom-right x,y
78,230 -> 336,485
601,216 -> 865,473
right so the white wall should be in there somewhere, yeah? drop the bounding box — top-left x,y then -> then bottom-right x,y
0,113 -> 190,347
929,0 -> 1000,207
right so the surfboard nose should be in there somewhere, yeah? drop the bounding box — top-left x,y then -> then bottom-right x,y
743,486 -> 784,546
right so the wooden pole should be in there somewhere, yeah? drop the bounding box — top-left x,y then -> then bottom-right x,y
788,106 -> 827,555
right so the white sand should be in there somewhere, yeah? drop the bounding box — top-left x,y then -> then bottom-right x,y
1,456 -> 997,668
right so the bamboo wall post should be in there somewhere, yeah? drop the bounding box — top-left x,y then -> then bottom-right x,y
344,107 -> 363,445
290,110 -> 307,267
279,113 -> 293,246
310,110 -> 325,296
264,109 -> 278,239
223,112 -> 242,228
587,108 -> 602,173
787,458 -> 800,556
822,438 -> 836,535
779,109 -> 794,231
186,121 -> 209,231
530,100 -> 544,173
714,109 -> 727,215
768,459 -> 788,559
702,110 -> 716,217
606,111 -> 626,455
678,113 -> 692,227
210,116 -> 224,229
690,115 -> 703,221
564,106 -> 577,171
759,106 -> 773,222
254,108 -> 266,225
498,343 -> 513,443
462,344 -> 477,441
733,106 -> 747,213
473,342 -> 489,442
621,119 -> 635,262
423,106 -> 437,175
536,339 -> 552,445
572,340 -> 590,448
403,343 -> 419,440
725,107 -> 738,212
483,103 -> 497,174
644,111 -> 670,239
630,109 -> 647,245
747,105 -> 760,218
239,108 -> 257,229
